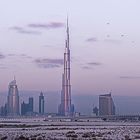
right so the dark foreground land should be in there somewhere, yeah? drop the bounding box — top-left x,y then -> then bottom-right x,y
0,118 -> 140,140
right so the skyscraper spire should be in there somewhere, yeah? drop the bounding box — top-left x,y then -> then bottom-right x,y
58,17 -> 74,116
14,75 -> 16,82
66,15 -> 69,48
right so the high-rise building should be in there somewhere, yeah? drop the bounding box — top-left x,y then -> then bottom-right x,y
7,77 -> 19,116
99,93 -> 115,116
58,18 -> 74,116
21,101 -> 28,116
93,106 -> 99,116
21,97 -> 34,116
39,92 -> 44,114
28,97 -> 33,112
0,104 -> 7,116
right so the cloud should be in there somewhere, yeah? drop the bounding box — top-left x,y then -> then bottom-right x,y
120,76 -> 140,79
82,66 -> 92,70
86,37 -> 98,42
0,53 -> 5,59
81,62 -> 102,70
8,53 -> 32,59
10,21 -> 64,35
104,39 -> 122,44
0,66 -> 7,69
42,45 -> 55,48
28,22 -> 65,29
34,58 -> 63,68
87,62 -> 102,66
17,53 -> 32,58
10,26 -> 41,35
19,54 -> 33,59
18,30 -> 41,35
11,26 -> 23,30
0,64 -> 7,69
8,54 -> 16,56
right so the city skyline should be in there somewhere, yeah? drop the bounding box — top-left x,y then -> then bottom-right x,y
0,0 -> 140,96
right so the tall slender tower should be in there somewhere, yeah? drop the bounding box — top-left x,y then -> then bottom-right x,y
39,92 -> 45,115
7,77 -> 19,116
58,18 -> 74,116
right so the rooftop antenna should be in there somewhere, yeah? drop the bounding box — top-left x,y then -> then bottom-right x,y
14,75 -> 16,84
14,75 -> 16,80
66,14 -> 69,48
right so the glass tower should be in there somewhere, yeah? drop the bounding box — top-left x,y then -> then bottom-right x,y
7,78 -> 19,116
39,92 -> 44,114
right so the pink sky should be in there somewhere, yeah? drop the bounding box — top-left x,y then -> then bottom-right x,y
0,0 -> 140,96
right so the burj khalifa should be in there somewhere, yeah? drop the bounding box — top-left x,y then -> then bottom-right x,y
58,18 -> 74,116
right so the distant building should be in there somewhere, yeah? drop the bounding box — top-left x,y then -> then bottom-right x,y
7,78 -> 19,116
28,97 -> 33,112
39,92 -> 44,114
21,97 -> 34,116
99,93 -> 115,116
21,101 -> 28,116
93,106 -> 99,116
0,104 -> 7,116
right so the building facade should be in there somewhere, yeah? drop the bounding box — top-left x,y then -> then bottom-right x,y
7,78 -> 19,116
0,104 -> 7,116
28,97 -> 33,112
21,97 -> 34,116
39,92 -> 44,114
21,101 -> 28,116
58,18 -> 74,116
99,93 -> 115,116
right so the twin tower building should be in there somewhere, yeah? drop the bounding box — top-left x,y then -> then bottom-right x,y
6,19 -> 74,116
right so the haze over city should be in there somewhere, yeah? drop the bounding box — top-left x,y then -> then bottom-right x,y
0,0 -> 140,97
1,2 -> 140,139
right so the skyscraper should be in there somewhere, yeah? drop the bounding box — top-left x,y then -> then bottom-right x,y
28,97 -> 33,112
39,92 -> 44,114
58,18 -> 74,116
7,77 -> 19,116
0,104 -> 7,116
21,101 -> 28,116
99,93 -> 115,116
